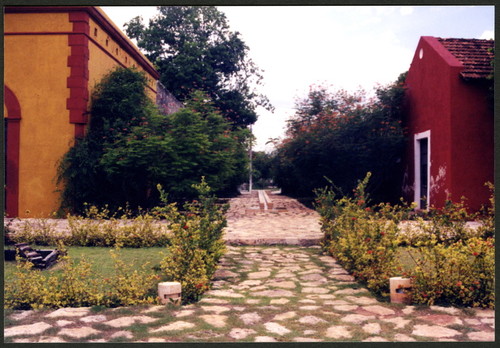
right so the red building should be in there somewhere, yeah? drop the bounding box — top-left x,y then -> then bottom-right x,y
402,36 -> 494,211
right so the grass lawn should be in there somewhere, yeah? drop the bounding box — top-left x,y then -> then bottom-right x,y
4,245 -> 167,282
395,247 -> 419,272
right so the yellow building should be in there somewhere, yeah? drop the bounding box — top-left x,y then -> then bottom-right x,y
4,6 -> 167,217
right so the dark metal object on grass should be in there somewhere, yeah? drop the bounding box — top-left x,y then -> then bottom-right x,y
4,243 -> 64,269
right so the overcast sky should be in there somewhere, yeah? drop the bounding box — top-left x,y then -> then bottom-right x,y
101,5 -> 494,152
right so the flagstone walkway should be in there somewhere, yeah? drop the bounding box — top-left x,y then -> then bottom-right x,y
224,191 -> 323,245
3,193 -> 495,343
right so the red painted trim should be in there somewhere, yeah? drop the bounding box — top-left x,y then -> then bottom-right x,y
68,34 -> 89,46
6,6 -> 159,80
4,85 -> 21,119
4,85 -> 21,217
66,11 -> 90,137
74,124 -> 86,139
8,6 -> 160,136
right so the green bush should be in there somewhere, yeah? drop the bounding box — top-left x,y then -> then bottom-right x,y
8,215 -> 60,246
405,237 -> 494,308
8,209 -> 170,248
317,173 -> 495,308
4,246 -> 159,309
4,177 -> 228,309
476,182 -> 495,239
66,212 -> 169,248
274,75 -> 406,203
317,173 -> 402,296
106,248 -> 160,307
58,67 -> 249,214
155,178 -> 227,304
401,193 -> 495,308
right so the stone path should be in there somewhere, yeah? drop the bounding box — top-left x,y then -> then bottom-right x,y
224,191 -> 323,245
4,245 -> 495,343
3,193 -> 495,343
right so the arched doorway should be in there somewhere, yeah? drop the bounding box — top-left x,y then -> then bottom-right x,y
4,85 -> 21,217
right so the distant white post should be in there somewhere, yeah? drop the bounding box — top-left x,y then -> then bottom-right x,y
249,125 -> 253,192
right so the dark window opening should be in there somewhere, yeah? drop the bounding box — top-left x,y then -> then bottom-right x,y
419,138 -> 428,209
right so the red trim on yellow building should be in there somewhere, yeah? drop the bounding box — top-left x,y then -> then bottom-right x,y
67,11 -> 90,138
5,6 -> 161,217
4,85 -> 21,217
6,6 -> 159,80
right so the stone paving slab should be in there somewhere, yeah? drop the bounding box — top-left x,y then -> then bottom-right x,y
224,192 -> 323,245
4,246 -> 495,343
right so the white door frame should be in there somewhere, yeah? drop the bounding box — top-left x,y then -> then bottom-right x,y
414,130 -> 431,209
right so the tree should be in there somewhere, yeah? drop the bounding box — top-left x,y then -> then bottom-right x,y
273,74 -> 407,203
125,6 -> 272,128
58,67 -> 156,213
58,68 -> 248,214
251,151 -> 275,189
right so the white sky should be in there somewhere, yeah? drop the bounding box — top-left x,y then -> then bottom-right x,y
101,5 -> 494,152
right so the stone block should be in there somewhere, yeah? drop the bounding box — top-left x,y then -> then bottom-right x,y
158,282 -> 181,305
390,277 -> 412,304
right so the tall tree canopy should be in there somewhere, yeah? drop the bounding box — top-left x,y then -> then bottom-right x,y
125,6 -> 272,128
58,68 -> 248,214
273,74 -> 407,203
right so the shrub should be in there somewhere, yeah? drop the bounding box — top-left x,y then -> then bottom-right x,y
105,247 -> 159,307
7,215 -> 60,246
58,67 -> 249,214
155,178 -> 227,304
402,188 -> 495,308
406,237 -> 495,308
317,173 -> 402,297
58,67 -> 156,213
476,182 -> 495,239
274,75 -> 406,203
397,198 -> 481,247
4,246 -> 160,309
55,254 -> 106,307
8,206 -> 170,248
5,257 -> 54,310
317,173 -> 495,308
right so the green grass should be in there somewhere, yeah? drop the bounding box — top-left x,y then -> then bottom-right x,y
395,247 -> 420,272
4,245 -> 167,281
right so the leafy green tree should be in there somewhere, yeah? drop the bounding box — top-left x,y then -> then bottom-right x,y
58,67 -> 156,213
252,151 -> 275,189
125,6 -> 272,128
99,90 -> 249,205
58,68 -> 248,214
274,74 -> 407,203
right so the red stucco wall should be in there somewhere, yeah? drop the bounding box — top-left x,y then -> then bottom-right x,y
403,36 -> 493,211
449,78 -> 494,210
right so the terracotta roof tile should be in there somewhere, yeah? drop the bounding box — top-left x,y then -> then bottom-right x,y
437,38 -> 494,80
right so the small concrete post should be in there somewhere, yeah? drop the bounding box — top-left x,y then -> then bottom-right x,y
158,282 -> 181,305
390,277 -> 412,304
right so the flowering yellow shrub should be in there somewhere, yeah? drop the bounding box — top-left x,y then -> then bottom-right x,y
8,209 -> 170,248
317,172 -> 495,308
317,173 -> 405,296
4,246 -> 159,309
154,178 -> 227,304
406,236 -> 494,308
